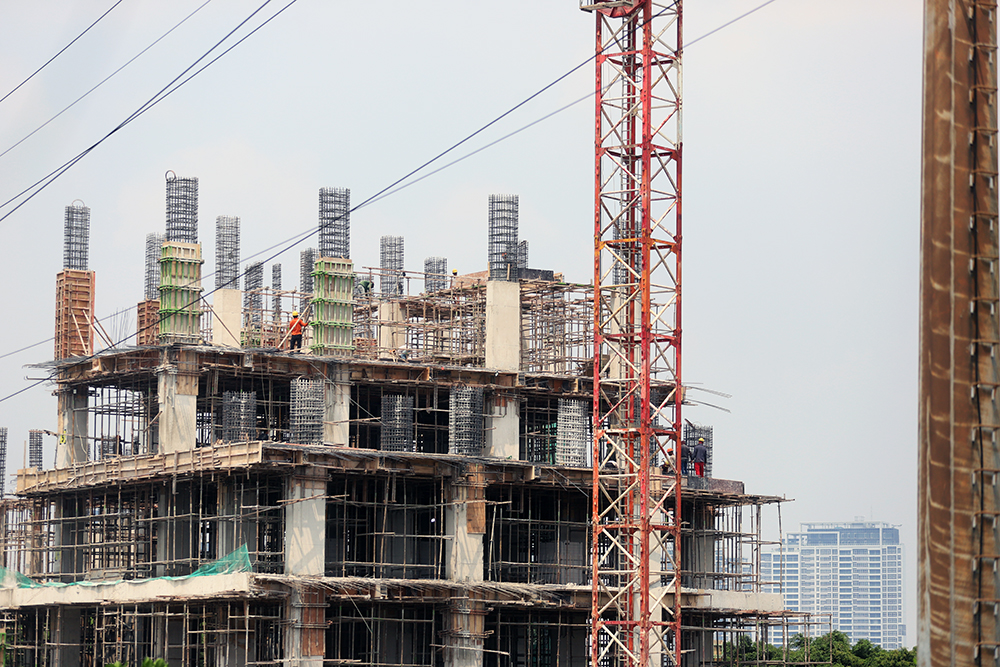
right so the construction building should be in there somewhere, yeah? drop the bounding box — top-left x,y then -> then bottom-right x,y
0,172 -> 832,665
0,1 -> 852,663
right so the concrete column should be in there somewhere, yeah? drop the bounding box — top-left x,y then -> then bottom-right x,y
484,394 -> 519,460
285,470 -> 328,667
157,350 -> 199,453
485,281 -> 520,371
54,607 -> 82,667
377,302 -> 406,355
444,466 -> 486,667
324,364 -> 350,446
212,288 -> 242,347
56,387 -> 88,467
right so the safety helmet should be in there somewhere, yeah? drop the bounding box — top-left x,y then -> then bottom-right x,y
292,311 -> 299,317
698,437 -> 705,443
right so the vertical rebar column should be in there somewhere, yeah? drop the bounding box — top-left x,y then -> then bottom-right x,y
0,427 -> 7,497
424,257 -> 448,293
215,216 -> 240,290
165,172 -> 198,243
272,264 -> 282,322
244,261 -> 264,324
290,378 -> 324,445
488,194 -> 518,281
380,395 -> 414,452
300,248 -> 317,297
556,399 -> 589,467
380,236 -> 404,296
517,240 -> 528,271
63,201 -> 90,270
144,233 -> 164,301
222,391 -> 257,442
449,387 -> 484,456
682,424 -> 714,478
319,187 -> 350,259
28,430 -> 42,470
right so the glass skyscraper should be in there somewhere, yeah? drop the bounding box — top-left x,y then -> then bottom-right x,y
760,521 -> 905,649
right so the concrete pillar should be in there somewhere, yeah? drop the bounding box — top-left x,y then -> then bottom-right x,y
157,349 -> 199,453
444,466 -> 486,667
54,607 -> 82,667
485,281 -> 520,371
377,302 -> 406,355
484,394 -> 519,459
56,387 -> 88,467
324,364 -> 350,446
285,470 -> 328,667
212,288 -> 242,347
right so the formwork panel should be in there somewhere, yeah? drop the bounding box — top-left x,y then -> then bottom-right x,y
54,269 -> 95,360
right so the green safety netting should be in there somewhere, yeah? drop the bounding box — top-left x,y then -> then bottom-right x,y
0,544 -> 250,589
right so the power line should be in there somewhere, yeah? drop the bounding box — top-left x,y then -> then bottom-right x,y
0,0 -> 216,162
0,0 -> 125,107
0,0 -> 782,403
0,0 -> 296,222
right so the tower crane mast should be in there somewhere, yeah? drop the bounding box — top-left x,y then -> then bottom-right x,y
582,1 -> 684,666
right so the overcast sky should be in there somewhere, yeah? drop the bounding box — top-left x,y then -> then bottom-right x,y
0,0 -> 922,641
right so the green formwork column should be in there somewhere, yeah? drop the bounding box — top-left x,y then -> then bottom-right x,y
159,241 -> 204,344
311,257 -> 354,356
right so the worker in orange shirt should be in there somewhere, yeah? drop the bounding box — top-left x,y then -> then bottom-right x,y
288,311 -> 308,351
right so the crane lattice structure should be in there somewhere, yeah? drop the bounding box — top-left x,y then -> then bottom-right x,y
584,1 -> 683,666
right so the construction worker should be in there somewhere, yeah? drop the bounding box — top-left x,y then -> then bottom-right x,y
288,311 -> 308,351
692,437 -> 708,477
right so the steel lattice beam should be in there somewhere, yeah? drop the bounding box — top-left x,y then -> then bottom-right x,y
586,2 -> 682,666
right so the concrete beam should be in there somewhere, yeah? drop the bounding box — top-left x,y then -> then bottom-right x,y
0,572 -> 252,609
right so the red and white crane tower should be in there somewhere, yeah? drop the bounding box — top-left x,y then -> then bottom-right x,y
583,1 -> 683,666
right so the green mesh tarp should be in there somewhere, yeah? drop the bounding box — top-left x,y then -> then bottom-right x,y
0,544 -> 250,589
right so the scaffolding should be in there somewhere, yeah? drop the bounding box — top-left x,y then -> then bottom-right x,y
28,431 -> 42,470
381,395 -> 414,452
63,201 -> 90,271
144,232 -> 164,301
519,281 -> 593,374
518,239 -> 528,270
424,256 -> 448,293
215,215 -> 240,290
222,391 -> 257,443
290,378 -> 324,446
488,194 -> 519,281
380,236 -> 404,296
353,271 -> 486,365
319,187 -> 350,260
326,475 -> 447,579
449,386 -> 484,456
165,172 -> 198,244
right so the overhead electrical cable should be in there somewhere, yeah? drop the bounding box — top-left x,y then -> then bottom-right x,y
0,0 -> 782,403
0,0 -> 215,162
0,0 -> 296,222
0,0 -> 125,107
